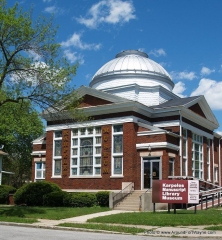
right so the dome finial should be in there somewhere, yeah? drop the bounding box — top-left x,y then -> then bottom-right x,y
115,50 -> 148,58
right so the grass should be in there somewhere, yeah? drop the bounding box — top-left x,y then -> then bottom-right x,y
0,206 -> 109,223
88,208 -> 222,227
58,222 -> 148,234
1,205 -> 222,233
204,226 -> 222,231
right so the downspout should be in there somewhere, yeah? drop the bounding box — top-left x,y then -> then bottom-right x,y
212,138 -> 215,184
219,137 -> 221,186
179,110 -> 182,176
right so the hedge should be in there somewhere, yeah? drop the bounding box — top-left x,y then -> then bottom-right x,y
43,191 -> 69,207
96,191 -> 110,207
13,181 -> 62,206
0,185 -> 16,204
67,192 -> 97,207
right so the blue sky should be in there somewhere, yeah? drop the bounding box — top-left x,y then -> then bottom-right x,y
7,0 -> 222,132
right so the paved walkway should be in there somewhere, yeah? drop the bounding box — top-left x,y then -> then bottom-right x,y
1,210 -> 222,238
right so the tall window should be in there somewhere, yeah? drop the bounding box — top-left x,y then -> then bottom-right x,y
71,127 -> 101,176
192,133 -> 203,179
53,131 -> 62,176
207,139 -> 211,180
35,162 -> 45,179
182,128 -> 187,176
112,125 -> 123,175
214,166 -> 218,182
169,158 -> 174,176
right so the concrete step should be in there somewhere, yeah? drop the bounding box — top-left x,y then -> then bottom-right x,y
113,190 -> 147,211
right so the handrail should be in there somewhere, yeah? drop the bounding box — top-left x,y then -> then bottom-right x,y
168,176 -> 222,209
113,182 -> 134,208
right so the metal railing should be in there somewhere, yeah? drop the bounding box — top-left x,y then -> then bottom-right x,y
113,182 -> 134,208
168,176 -> 222,210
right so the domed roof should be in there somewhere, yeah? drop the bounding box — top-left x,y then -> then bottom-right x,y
90,50 -> 173,90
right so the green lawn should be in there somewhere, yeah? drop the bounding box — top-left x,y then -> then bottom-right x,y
88,208 -> 222,227
0,206 -> 110,223
58,222 -> 149,234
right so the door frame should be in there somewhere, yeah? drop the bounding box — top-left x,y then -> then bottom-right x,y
141,157 -> 162,189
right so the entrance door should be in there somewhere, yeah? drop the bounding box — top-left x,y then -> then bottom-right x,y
143,159 -> 160,189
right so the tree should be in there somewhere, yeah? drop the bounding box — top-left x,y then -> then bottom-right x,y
0,101 -> 44,187
0,0 -> 79,115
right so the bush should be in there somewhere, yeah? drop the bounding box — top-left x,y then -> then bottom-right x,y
13,181 -> 62,206
43,191 -> 69,207
68,192 -> 97,207
96,191 -> 110,207
0,185 -> 16,204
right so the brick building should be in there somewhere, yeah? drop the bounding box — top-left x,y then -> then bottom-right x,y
32,50 -> 222,191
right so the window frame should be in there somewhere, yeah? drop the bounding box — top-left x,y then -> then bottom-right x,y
35,162 -> 45,180
53,131 -> 62,177
112,124 -> 123,176
182,128 -> 187,176
192,133 -> 203,179
70,127 -> 102,177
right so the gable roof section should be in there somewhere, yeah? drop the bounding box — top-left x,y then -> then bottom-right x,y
151,96 -> 200,109
151,95 -> 219,129
188,103 -> 205,118
79,94 -> 112,107
76,86 -> 130,104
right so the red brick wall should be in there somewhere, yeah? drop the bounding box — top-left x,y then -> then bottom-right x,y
189,103 -> 206,118
79,95 -> 112,107
32,122 -> 222,190
45,131 -> 53,182
33,144 -> 46,151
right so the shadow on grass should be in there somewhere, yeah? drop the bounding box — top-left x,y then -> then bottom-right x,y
0,207 -> 46,218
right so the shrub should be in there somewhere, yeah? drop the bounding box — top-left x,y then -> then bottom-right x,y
96,191 -> 110,207
43,191 -> 69,207
63,192 -> 72,207
13,181 -> 62,206
68,192 -> 97,207
0,185 -> 16,204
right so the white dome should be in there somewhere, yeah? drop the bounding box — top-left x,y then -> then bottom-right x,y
90,50 -> 174,91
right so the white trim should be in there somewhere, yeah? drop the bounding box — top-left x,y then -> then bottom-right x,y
33,140 -> 46,145
153,120 -> 180,127
69,176 -> 102,179
31,151 -> 46,156
182,108 -> 218,130
182,122 -> 213,139
137,130 -> 180,138
43,101 -> 153,121
46,116 -> 138,131
136,142 -> 179,151
138,130 -> 167,136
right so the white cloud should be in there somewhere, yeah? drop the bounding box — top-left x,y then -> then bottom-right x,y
138,48 -> 145,53
44,6 -> 58,14
149,48 -> 166,57
61,32 -> 101,51
172,81 -> 187,98
27,50 -> 41,61
170,71 -> 197,81
200,66 -> 215,76
76,0 -> 136,29
191,78 -> 222,110
43,0 -> 52,2
44,5 -> 65,15
216,131 -> 222,136
63,50 -> 84,64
